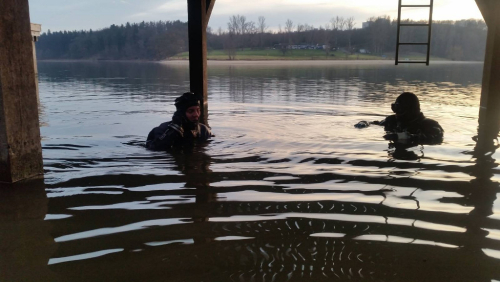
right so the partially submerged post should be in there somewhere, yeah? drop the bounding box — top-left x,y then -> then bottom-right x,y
31,23 -> 41,107
187,0 -> 216,126
0,0 -> 43,183
476,0 -> 500,150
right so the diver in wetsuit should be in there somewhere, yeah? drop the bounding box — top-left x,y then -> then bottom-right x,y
146,92 -> 212,150
355,92 -> 444,145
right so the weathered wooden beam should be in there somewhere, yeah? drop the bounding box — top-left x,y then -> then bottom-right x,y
205,0 -> 216,27
476,0 -> 492,25
0,0 -> 43,183
476,0 -> 500,150
188,0 -> 214,126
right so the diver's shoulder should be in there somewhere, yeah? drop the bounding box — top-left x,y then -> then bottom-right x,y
422,117 -> 442,127
155,121 -> 172,129
198,123 -> 213,139
384,115 -> 397,123
420,116 -> 444,133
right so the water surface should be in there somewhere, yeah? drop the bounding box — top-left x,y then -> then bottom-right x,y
3,61 -> 500,281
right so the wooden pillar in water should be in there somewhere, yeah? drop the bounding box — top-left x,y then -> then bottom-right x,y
476,0 -> 500,149
187,0 -> 216,126
31,23 -> 41,107
0,0 -> 43,183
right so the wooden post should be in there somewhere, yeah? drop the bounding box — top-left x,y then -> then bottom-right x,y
31,23 -> 41,108
476,0 -> 500,150
187,0 -> 215,126
0,0 -> 43,183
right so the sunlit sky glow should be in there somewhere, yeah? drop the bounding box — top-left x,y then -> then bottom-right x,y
29,0 -> 483,33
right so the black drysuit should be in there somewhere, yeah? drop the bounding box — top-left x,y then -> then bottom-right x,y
146,119 -> 211,150
376,112 -> 444,144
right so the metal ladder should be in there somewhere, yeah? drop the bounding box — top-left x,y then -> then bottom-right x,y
395,0 -> 434,65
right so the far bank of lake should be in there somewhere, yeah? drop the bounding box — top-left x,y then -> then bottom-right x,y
161,60 -> 482,66
169,49 -> 450,61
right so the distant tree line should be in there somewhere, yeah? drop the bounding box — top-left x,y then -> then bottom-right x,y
36,16 -> 487,61
37,20 -> 188,60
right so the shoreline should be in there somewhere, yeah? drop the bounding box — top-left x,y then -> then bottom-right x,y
163,60 -> 483,66
38,59 -> 483,65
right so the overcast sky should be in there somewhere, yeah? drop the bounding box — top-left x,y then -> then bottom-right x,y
28,0 -> 483,33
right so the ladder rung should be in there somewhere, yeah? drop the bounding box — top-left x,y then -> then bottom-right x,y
397,61 -> 428,64
401,5 -> 431,7
400,23 -> 430,26
398,43 -> 429,45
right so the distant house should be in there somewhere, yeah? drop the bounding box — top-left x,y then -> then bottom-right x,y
359,49 -> 368,54
362,22 -> 371,29
287,44 -> 325,50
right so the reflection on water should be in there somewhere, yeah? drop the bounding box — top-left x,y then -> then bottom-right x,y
3,61 -> 500,281
0,179 -> 56,281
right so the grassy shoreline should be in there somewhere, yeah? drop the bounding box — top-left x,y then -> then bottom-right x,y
169,49 -> 449,61
35,49 -> 462,63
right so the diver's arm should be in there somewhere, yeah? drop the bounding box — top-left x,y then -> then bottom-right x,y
354,117 -> 388,128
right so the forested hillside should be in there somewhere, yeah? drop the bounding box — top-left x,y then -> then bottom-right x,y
37,20 -> 188,60
36,16 -> 487,61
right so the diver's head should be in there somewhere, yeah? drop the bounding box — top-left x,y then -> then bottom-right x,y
391,92 -> 421,119
175,92 -> 201,124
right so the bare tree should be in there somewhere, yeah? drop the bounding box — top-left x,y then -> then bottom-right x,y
330,17 -> 338,31
339,17 -> 346,31
228,15 -> 252,35
227,15 -> 245,55
330,16 -> 345,49
246,21 -> 257,34
346,17 -> 356,30
285,19 -> 294,45
330,16 -> 345,31
223,35 -> 236,60
367,16 -> 391,54
285,19 -> 294,33
257,16 -> 267,48
297,24 -> 305,33
279,44 -> 289,55
258,16 -> 267,34
237,15 -> 248,34
304,24 -> 314,32
323,22 -> 333,57
345,17 -> 356,53
228,15 -> 240,35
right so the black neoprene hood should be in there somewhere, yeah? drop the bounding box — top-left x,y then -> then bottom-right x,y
174,92 -> 201,113
392,92 -> 420,115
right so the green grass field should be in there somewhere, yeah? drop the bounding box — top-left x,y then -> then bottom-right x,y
170,48 -> 388,61
170,49 -> 448,61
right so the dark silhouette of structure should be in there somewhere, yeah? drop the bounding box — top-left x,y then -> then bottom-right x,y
476,0 -> 500,152
0,0 -> 43,183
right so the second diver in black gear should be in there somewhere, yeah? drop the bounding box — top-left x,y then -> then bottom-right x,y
355,92 -> 444,145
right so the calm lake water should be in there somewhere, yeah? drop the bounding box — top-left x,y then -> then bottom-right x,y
2,61 -> 500,281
